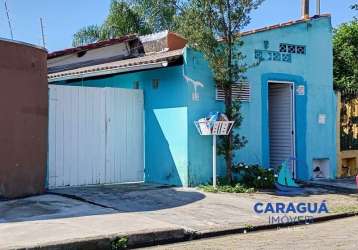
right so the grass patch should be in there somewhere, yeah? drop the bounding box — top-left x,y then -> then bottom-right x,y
244,224 -> 254,229
111,236 -> 128,250
199,183 -> 255,193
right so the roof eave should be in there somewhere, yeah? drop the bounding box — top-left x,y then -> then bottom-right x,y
217,14 -> 331,41
48,61 -> 169,83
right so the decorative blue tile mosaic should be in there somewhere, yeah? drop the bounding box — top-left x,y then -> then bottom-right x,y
296,45 -> 306,54
254,50 -> 291,63
272,51 -> 281,61
281,53 -> 292,62
255,50 -> 263,60
279,43 -> 306,55
279,43 -> 287,53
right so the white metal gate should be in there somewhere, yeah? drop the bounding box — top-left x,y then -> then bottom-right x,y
48,85 -> 144,188
268,82 -> 295,176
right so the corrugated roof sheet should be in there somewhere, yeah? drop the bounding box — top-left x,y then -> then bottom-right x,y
48,49 -> 183,80
140,30 -> 168,43
47,34 -> 138,59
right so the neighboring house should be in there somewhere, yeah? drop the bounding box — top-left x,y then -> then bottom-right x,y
336,90 -> 358,177
48,35 -> 144,74
47,14 -> 336,188
0,39 -> 47,198
47,31 -> 187,75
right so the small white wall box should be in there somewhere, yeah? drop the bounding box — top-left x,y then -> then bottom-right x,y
318,114 -> 326,124
312,158 -> 330,179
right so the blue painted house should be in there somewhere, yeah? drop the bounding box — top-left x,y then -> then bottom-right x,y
47,15 -> 336,188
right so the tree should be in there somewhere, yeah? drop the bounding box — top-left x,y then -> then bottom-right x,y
73,0 -> 182,46
104,0 -> 152,36
72,25 -> 103,47
73,0 -> 151,46
177,0 -> 263,183
333,16 -> 358,92
128,0 -> 184,32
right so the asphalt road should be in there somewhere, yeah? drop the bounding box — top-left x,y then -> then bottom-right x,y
144,216 -> 358,250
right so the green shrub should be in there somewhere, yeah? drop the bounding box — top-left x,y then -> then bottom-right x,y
234,163 -> 276,189
198,164 -> 276,193
199,183 -> 255,193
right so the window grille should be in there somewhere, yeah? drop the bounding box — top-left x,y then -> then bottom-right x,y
216,82 -> 250,102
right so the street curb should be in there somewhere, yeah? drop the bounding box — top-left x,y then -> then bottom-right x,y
132,212 -> 358,248
15,228 -> 189,250
190,212 -> 358,240
302,182 -> 358,194
15,212 -> 358,250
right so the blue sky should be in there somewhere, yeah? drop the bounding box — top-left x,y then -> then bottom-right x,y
0,0 -> 356,52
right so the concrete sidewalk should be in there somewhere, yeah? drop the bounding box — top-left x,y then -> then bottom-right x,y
0,193 -> 185,249
306,178 -> 358,193
1,185 -> 358,249
0,211 -> 184,249
51,184 -> 358,232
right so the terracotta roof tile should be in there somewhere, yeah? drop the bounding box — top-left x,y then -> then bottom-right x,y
238,14 -> 330,38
